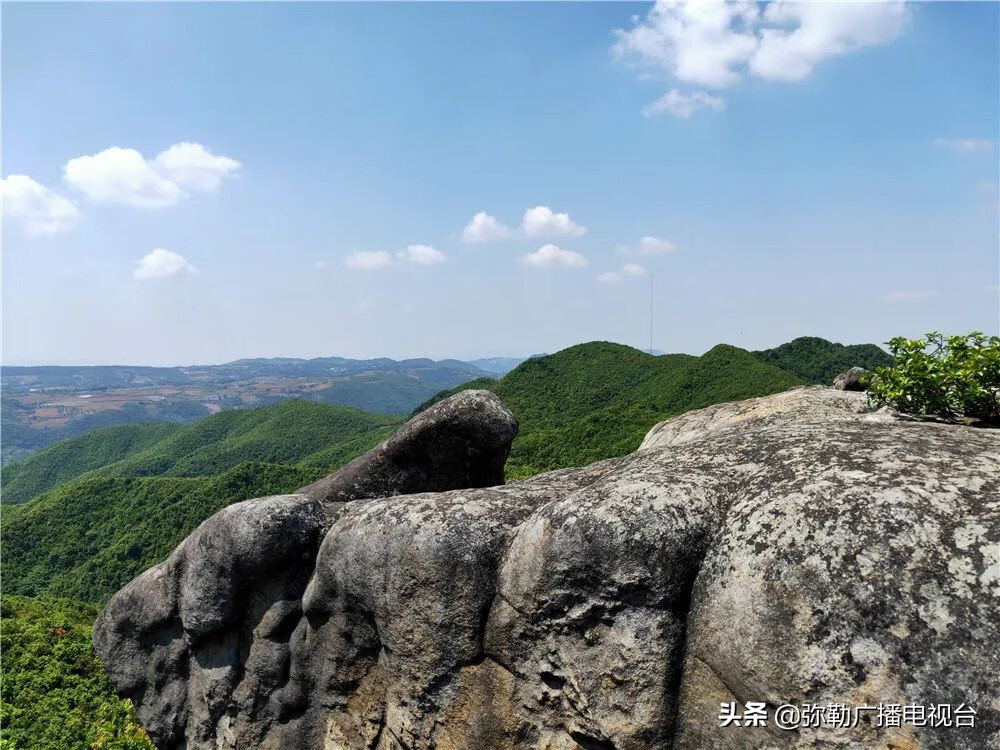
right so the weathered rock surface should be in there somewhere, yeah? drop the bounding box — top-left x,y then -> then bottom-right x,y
833,366 -> 868,391
94,387 -> 1000,750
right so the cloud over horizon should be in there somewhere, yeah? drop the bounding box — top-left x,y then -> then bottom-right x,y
597,262 -> 647,283
619,236 -> 677,256
460,211 -> 510,242
398,244 -> 447,265
64,142 -> 240,207
1,174 -> 80,236
521,206 -> 587,237
521,244 -> 588,269
643,89 -> 725,118
134,248 -> 197,280
345,250 -> 393,270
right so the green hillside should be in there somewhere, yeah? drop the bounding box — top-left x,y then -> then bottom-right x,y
0,595 -> 154,750
2,399 -> 400,505
0,337 -> 879,749
0,423 -> 181,506
1,463 -> 325,604
417,341 -> 807,478
752,336 -> 892,383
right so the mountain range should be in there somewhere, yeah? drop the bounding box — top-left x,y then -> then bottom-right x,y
0,336 -> 893,748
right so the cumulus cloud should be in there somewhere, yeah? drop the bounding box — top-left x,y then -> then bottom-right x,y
398,244 -> 446,265
133,248 -> 197,280
750,2 -> 908,81
345,250 -> 393,270
615,1 -> 908,116
64,143 -> 239,207
643,89 -> 725,118
884,290 -> 938,302
934,138 -> 995,156
151,142 -> 241,192
619,236 -> 677,256
598,262 -> 647,283
461,211 -> 510,242
1,174 -> 80,236
520,244 -> 588,269
623,262 -> 647,276
614,1 -> 760,88
521,206 -> 587,237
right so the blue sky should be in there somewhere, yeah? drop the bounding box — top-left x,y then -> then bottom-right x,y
2,1 -> 997,366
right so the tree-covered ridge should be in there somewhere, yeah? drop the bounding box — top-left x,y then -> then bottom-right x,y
2,463 -> 326,604
2,399 -> 401,504
0,423 -> 181,506
0,595 -> 155,750
418,341 -> 807,478
752,336 -> 892,383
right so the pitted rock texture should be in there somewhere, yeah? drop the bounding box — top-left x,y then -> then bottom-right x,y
298,388 -> 519,504
94,387 -> 1000,750
833,366 -> 868,391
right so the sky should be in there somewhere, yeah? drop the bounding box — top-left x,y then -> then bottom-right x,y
2,1 -> 998,366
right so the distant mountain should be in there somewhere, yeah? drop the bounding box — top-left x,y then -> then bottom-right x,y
0,337 -> 885,607
1,400 -> 400,505
418,341 -> 807,478
752,336 -> 892,383
1,356 -> 484,462
464,357 -> 526,376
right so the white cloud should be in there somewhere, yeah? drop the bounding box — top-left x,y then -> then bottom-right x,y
521,206 -> 587,237
1,174 -> 80,236
345,250 -> 393,270
623,262 -> 647,276
151,142 -> 241,192
521,244 -> 588,269
615,1 -> 908,115
884,290 -> 938,302
934,138 -> 995,156
461,211 -> 510,242
65,147 -> 186,207
598,262 -> 647,284
133,248 -> 197,280
643,89 -> 726,118
750,2 -> 908,82
64,143 -> 239,207
313,260 -> 329,270
398,244 -> 446,265
614,1 -> 760,88
619,236 -> 677,256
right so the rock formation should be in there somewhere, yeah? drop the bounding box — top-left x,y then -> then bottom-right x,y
833,366 -> 868,391
94,386 -> 1000,750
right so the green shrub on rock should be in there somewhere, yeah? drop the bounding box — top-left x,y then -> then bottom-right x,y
866,332 -> 1000,423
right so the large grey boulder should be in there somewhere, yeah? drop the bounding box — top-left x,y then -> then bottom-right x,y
95,387 -> 1000,750
93,390 -> 518,749
297,388 -> 518,503
833,366 -> 869,391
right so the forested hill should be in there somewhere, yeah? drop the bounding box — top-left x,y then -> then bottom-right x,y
1,336 -> 886,607
752,336 -> 892,383
1,399 -> 400,505
416,340 -> 809,477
